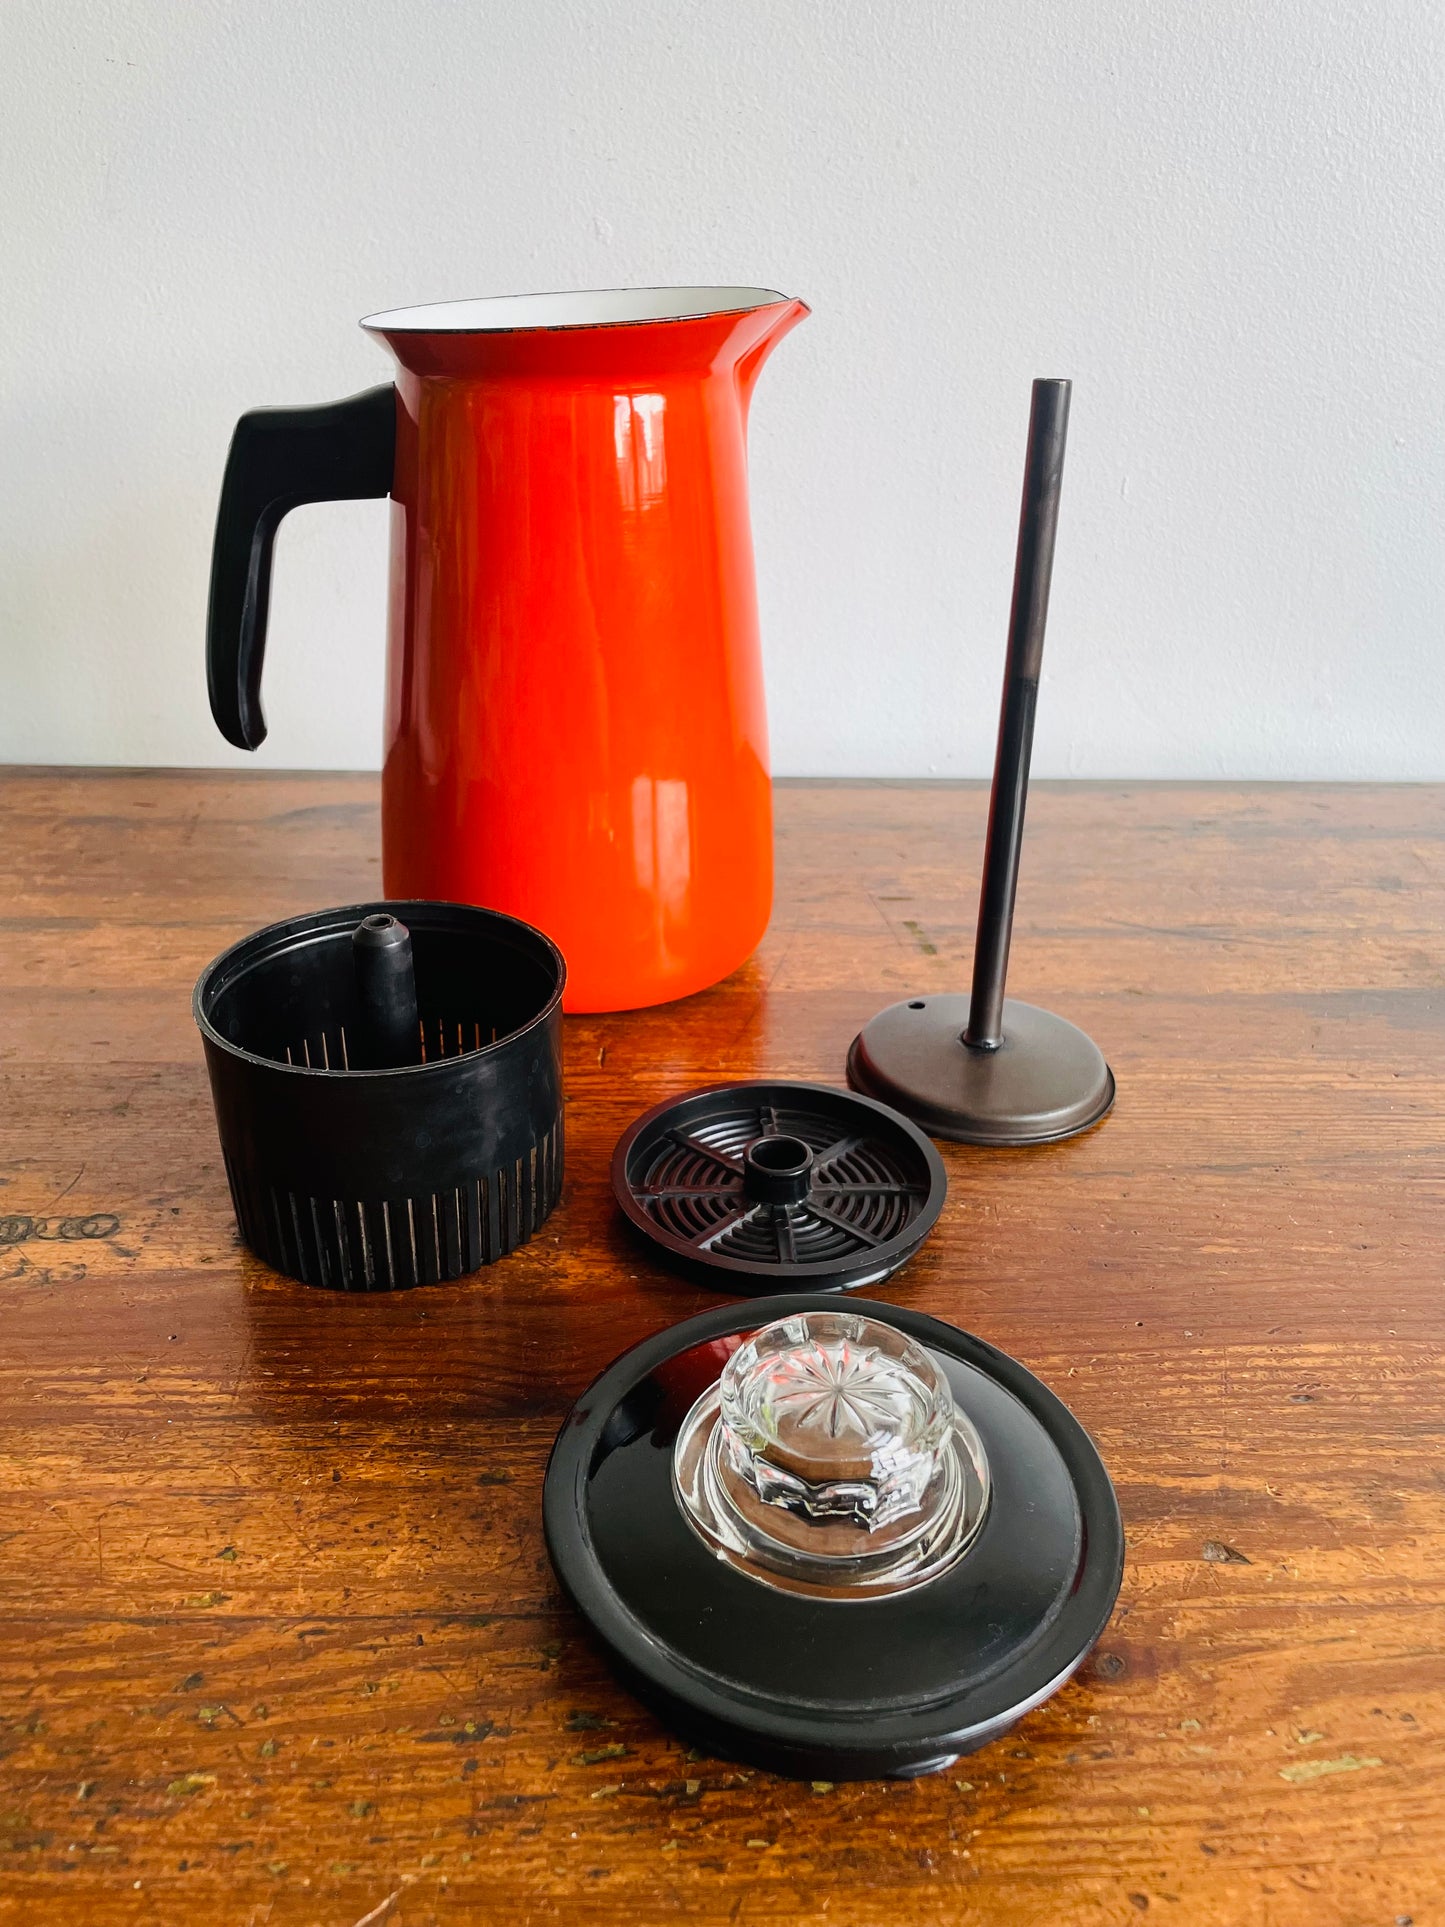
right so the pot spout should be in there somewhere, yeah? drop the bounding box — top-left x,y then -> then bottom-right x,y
733,296 -> 810,418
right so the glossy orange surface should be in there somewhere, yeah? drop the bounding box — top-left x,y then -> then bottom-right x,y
368,296 -> 808,1012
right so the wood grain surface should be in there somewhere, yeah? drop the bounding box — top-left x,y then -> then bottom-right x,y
0,770 -> 1441,1927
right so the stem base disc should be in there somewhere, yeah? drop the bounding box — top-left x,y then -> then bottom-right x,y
847,996 -> 1114,1147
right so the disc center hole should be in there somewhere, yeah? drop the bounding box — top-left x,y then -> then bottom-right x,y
743,1133 -> 815,1205
750,1135 -> 811,1175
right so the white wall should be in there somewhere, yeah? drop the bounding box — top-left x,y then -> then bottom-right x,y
3,0 -> 1441,779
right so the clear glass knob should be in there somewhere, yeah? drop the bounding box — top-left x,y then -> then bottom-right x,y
673,1310 -> 990,1599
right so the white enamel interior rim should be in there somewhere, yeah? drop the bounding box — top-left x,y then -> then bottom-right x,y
361,287 -> 793,334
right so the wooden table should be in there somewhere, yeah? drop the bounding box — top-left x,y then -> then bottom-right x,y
0,771 -> 1440,1926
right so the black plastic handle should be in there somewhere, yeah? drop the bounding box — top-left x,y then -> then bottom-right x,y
207,385 -> 396,750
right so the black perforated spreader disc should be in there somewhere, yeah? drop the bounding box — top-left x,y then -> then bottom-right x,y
611,1081 -> 947,1293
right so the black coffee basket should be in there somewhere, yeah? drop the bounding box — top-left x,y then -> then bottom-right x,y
194,900 -> 565,1290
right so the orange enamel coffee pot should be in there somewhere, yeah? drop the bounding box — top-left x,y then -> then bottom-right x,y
207,287 -> 808,1012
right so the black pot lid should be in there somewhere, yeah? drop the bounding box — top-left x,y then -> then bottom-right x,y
611,1081 -> 947,1293
543,1295 -> 1124,1781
